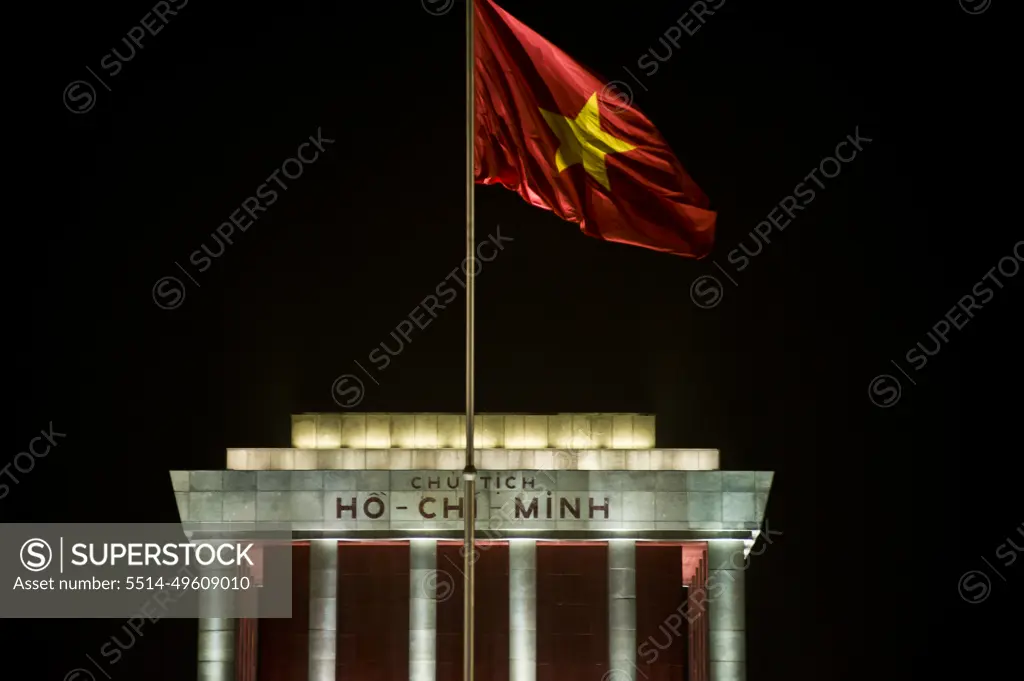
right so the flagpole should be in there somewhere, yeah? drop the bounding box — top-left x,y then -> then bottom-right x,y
462,1 -> 477,681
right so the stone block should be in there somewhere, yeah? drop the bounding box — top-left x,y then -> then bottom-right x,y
608,569 -> 636,599
634,414 -> 655,448
357,471 -> 389,489
223,492 -> 255,522
256,491 -> 323,521
756,492 -> 769,521
699,450 -> 720,470
548,414 -> 572,448
678,450 -> 701,470
414,414 -> 438,448
248,449 -> 271,470
388,449 -> 412,469
323,471 -> 357,491
571,414 -> 593,448
340,414 -> 366,448
317,450 -> 345,470
590,414 -> 613,449
366,414 -> 391,448
436,415 -> 462,447
170,471 -> 189,492
269,449 -> 294,470
316,414 -> 341,448
412,450 -> 437,469
391,413 -> 416,448
478,414 -> 504,447
257,471 -> 292,491
621,492 -> 655,521
626,450 -> 650,470
174,492 -> 188,520
688,471 -> 722,491
190,471 -> 223,491
294,450 -> 318,470
365,450 -> 389,469
308,606 -> 338,636
189,492 -> 223,521
709,630 -> 747,662
656,471 -> 688,492
436,450 -> 464,470
612,414 -> 633,448
290,471 -> 324,491
688,492 -> 722,522
504,414 -> 525,447
722,472 -> 755,492
523,415 -> 548,447
291,414 -> 317,449
479,449 -> 508,470
226,449 -> 247,470
655,492 -> 688,522
600,450 -> 626,470
723,492 -> 755,522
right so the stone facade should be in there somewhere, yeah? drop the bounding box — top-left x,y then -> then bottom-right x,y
170,469 -> 772,536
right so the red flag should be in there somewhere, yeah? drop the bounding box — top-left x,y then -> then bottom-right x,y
474,0 -> 716,258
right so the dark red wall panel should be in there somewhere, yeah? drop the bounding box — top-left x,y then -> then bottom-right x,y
236,618 -> 258,681
536,543 -> 608,681
635,544 -> 686,681
436,542 -> 510,681
336,542 -> 410,681
257,543 -> 309,681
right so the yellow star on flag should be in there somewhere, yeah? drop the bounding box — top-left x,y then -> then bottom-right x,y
539,92 -> 636,190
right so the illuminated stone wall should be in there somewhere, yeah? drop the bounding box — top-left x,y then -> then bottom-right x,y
290,413 -> 656,450
225,448 -> 719,471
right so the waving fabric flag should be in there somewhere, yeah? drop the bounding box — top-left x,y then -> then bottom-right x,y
474,0 -> 717,258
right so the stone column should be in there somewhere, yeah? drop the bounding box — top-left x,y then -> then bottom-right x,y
707,540 -> 746,681
608,539 -> 637,680
409,539 -> 437,681
197,564 -> 236,681
197,617 -> 234,681
309,540 -> 338,681
509,539 -> 537,681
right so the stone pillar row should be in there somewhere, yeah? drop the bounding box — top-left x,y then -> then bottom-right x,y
197,540 -> 743,681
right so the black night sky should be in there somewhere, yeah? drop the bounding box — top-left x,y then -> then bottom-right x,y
6,0 -> 1020,679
